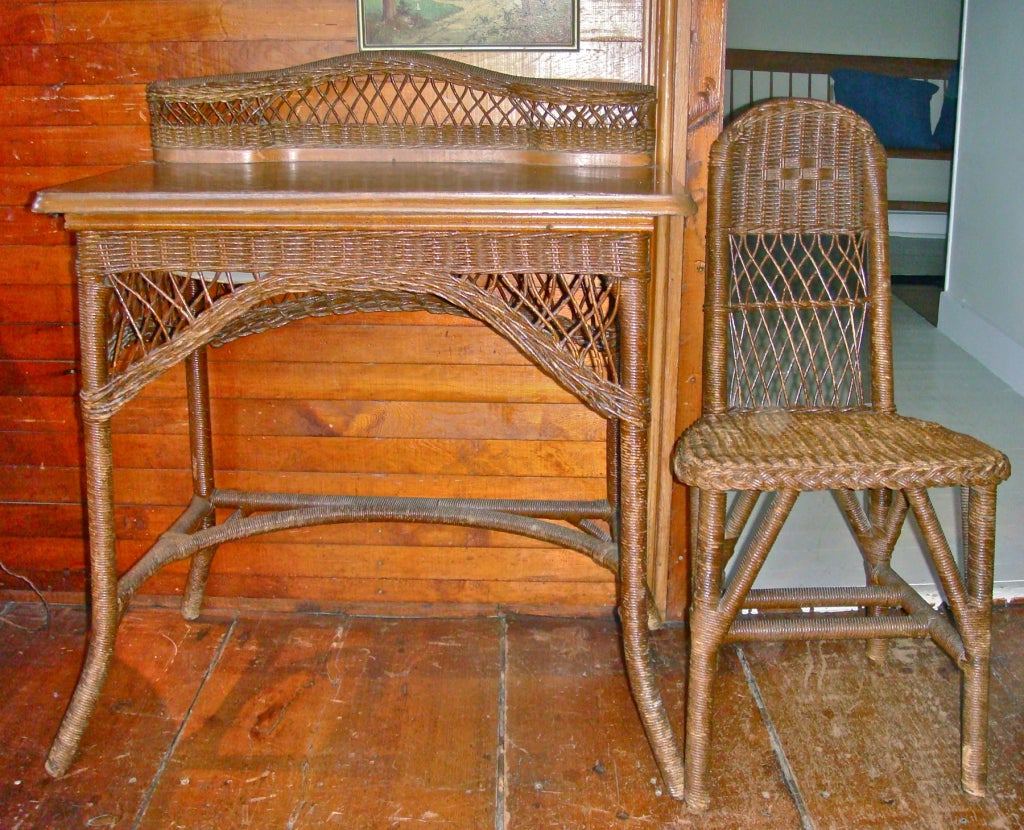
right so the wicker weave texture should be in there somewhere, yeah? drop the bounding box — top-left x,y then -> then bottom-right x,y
703,99 -> 889,414
673,99 -> 1010,812
675,410 -> 1011,491
148,51 -> 656,155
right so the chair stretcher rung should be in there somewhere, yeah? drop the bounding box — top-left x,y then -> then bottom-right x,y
743,586 -> 907,610
725,612 -> 932,642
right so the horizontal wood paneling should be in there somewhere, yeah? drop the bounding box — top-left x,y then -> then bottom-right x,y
0,326 -> 76,364
0,396 -> 604,440
0,247 -> 76,284
0,0 -> 656,610
0,466 -> 605,506
0,208 -> 69,244
0,86 -> 147,127
8,432 -> 604,476
0,535 -> 611,582
0,42 -> 361,85
0,359 -> 77,396
1,125 -> 152,165
0,284 -> 75,322
0,395 -> 78,432
147,361 -> 583,404
52,1 -> 360,43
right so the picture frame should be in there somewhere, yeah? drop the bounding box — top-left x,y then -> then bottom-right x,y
357,0 -> 580,52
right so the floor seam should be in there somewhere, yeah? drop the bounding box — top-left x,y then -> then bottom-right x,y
131,613 -> 239,830
736,645 -> 816,830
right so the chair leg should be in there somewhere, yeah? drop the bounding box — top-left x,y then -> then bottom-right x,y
685,487 -> 799,811
181,347 -> 218,620
906,484 -> 997,797
863,489 -> 893,662
835,488 -> 911,663
683,489 -> 726,811
962,644 -> 992,797
960,484 -> 997,796
684,630 -> 719,811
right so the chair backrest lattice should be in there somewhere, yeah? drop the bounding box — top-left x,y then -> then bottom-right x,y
703,98 -> 894,416
147,51 -> 656,160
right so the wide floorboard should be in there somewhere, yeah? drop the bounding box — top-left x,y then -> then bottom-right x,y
1,603 -> 1021,828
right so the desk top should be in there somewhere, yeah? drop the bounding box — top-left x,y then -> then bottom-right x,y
34,161 -> 693,230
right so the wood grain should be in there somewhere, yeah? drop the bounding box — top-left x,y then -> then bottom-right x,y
0,605 -> 234,830
0,86 -> 147,128
0,166 -> 118,206
0,0 -> 697,613
136,614 -> 500,828
742,610 -> 1024,829
2,605 -> 1022,825
665,0 -> 728,619
505,617 -> 802,827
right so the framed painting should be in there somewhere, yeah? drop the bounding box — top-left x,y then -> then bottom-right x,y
357,0 -> 580,51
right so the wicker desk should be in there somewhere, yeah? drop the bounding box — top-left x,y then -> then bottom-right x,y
33,53 -> 694,798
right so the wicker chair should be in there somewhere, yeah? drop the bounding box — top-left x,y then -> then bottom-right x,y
671,99 -> 1010,811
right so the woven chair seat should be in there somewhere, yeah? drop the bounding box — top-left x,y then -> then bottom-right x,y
675,411 -> 1011,491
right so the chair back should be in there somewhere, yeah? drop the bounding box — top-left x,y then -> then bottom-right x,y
702,99 -> 894,415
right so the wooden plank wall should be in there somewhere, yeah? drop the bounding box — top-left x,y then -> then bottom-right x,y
0,0 -> 669,615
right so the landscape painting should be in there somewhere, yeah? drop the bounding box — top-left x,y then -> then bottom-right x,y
358,0 -> 579,51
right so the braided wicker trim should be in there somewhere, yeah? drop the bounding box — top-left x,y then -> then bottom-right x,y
673,410 -> 1011,490
148,51 -> 656,158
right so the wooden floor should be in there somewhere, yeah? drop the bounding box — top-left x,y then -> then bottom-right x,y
1,602 -> 1022,829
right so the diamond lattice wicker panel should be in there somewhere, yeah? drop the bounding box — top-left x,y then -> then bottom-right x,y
727,231 -> 871,411
148,51 -> 656,156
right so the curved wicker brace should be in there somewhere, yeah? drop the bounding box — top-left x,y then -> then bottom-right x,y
114,492 -> 620,615
79,229 -> 646,426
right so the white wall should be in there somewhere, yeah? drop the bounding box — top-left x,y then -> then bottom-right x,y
941,1 -> 1024,397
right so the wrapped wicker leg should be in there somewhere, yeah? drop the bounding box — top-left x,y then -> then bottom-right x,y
180,347 -> 218,620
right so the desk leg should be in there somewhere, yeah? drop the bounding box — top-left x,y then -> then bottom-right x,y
617,279 -> 686,798
181,346 -> 217,620
46,278 -> 119,777
606,419 -> 620,540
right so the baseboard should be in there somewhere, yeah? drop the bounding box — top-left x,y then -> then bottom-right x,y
938,293 -> 1024,397
912,582 -> 1024,607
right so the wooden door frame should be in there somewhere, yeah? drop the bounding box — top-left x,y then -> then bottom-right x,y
645,0 -> 726,620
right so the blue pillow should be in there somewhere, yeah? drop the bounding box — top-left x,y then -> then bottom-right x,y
830,68 -> 940,150
932,66 -> 959,150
